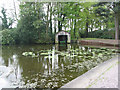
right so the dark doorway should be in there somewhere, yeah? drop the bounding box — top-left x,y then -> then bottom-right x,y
58,35 -> 67,44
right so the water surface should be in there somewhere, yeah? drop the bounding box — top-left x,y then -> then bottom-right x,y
0,44 -> 118,88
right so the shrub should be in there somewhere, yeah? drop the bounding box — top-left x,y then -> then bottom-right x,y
1,29 -> 17,45
88,29 -> 115,39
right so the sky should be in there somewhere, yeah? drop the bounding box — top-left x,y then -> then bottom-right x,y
0,0 -> 20,27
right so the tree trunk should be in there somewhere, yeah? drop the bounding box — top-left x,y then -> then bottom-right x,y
85,17 -> 89,38
50,3 -> 52,34
58,14 -> 62,31
57,3 -> 62,32
13,0 -> 18,21
54,20 -> 56,34
46,3 -> 50,37
74,19 -> 76,39
90,20 -> 93,32
115,13 -> 119,40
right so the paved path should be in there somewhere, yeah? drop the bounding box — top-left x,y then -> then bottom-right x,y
60,55 -> 119,89
90,62 -> 118,88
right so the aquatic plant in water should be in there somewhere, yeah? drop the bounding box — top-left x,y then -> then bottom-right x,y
22,52 -> 37,57
20,47 -> 118,88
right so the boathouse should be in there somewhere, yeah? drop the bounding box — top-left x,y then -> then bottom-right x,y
55,30 -> 71,44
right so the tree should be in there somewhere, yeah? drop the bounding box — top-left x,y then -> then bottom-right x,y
13,0 -> 18,21
93,2 -> 120,40
112,2 -> 120,40
17,2 -> 55,44
0,7 -> 14,30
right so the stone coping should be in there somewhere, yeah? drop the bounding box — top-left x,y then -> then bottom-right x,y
60,55 -> 119,89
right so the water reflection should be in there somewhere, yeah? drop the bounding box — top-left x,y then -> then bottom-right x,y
0,44 -> 118,88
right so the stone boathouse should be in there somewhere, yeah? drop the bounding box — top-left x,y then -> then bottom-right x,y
55,30 -> 71,44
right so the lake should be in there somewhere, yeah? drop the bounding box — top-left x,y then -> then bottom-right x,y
0,44 -> 118,89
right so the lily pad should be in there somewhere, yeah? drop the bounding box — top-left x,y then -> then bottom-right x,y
22,52 -> 37,57
40,52 -> 52,55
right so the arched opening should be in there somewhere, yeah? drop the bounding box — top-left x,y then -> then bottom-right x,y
55,30 -> 71,44
58,35 -> 68,44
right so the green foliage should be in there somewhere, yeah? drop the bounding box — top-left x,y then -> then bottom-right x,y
0,7 -> 14,30
93,2 -> 120,40
0,8 -> 8,30
17,15 -> 37,44
1,2 -> 119,45
88,29 -> 115,39
17,2 -> 53,44
1,29 -> 17,45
